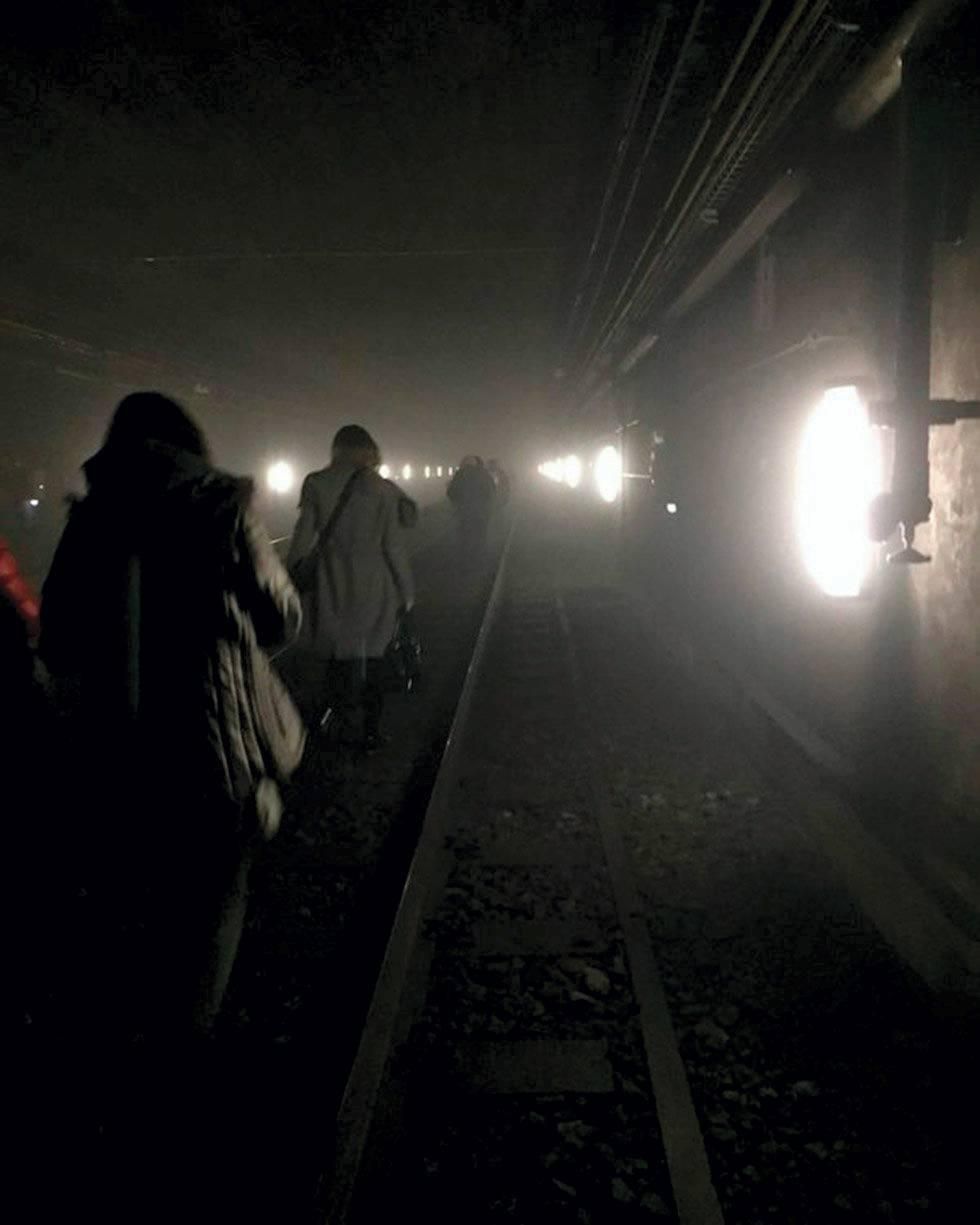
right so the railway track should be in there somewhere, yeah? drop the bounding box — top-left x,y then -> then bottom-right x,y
318,501 -> 950,1224
322,515 -> 722,1224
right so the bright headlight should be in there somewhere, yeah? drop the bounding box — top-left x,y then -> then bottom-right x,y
564,455 -> 583,489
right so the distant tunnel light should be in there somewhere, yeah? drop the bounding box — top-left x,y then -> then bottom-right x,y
424,465 -> 431,479
594,445 -> 622,503
796,385 -> 883,598
266,460 -> 295,495
379,463 -> 391,479
666,501 -> 678,515
563,455 -> 583,489
436,466 -> 443,477
402,463 -> 413,480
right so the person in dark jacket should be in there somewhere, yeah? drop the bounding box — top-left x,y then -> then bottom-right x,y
40,391 -> 304,1036
447,455 -> 496,557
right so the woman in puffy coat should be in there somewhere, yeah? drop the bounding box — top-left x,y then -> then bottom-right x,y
40,391 -> 304,1035
288,424 -> 414,751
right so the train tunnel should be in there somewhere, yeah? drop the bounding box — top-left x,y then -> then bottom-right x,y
4,2 -> 978,1222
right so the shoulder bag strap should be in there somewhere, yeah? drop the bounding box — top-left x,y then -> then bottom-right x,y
314,468 -> 363,554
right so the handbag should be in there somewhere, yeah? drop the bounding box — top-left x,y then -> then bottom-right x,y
384,606 -> 422,694
289,469 -> 362,594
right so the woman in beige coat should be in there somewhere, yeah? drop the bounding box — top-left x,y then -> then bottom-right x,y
288,424 -> 414,749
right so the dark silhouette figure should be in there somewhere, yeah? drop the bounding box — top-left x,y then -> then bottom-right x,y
486,458 -> 511,506
40,391 -> 304,1037
447,455 -> 496,558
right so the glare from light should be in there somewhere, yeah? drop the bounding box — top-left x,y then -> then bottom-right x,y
266,461 -> 295,495
796,385 -> 883,598
28,498 -> 40,508
424,466 -> 431,479
402,463 -> 412,480
594,445 -> 622,503
379,463 -> 391,479
666,501 -> 677,515
563,455 -> 583,489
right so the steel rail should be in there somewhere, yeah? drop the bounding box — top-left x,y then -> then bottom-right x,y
555,592 -> 725,1225
321,519 -> 516,1223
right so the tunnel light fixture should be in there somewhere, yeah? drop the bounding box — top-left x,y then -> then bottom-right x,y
436,465 -> 443,477
266,460 -> 296,496
424,465 -> 431,479
594,445 -> 622,503
379,463 -> 391,479
563,455 -> 583,489
796,384 -> 884,598
666,501 -> 678,515
402,463 -> 413,481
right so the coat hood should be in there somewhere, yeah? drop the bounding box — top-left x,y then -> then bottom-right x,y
82,440 -> 251,525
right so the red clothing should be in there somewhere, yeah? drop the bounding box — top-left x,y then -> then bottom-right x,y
0,537 -> 40,638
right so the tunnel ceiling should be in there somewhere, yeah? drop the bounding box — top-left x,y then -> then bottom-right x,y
560,0 -> 925,413
3,0 -> 915,450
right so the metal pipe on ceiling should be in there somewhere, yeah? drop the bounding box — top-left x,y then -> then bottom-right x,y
619,0 -> 825,339
664,169 -> 807,321
564,8 -> 670,350
637,11 -> 844,320
584,0 -> 779,371
835,0 -> 963,130
573,2 -> 703,354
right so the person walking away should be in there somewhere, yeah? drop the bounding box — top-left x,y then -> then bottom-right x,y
40,392 -> 304,1039
447,455 -> 496,558
486,459 -> 511,507
287,424 -> 414,752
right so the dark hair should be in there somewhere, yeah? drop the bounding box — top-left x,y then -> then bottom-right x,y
105,392 -> 209,460
332,424 -> 380,468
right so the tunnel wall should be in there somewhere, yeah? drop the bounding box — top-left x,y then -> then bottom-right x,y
635,120 -> 980,837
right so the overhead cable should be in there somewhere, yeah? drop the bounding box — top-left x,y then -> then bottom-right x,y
582,0 -> 780,376
565,5 -> 671,352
